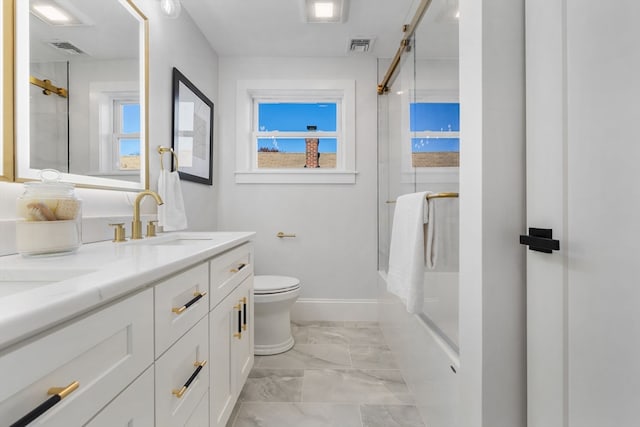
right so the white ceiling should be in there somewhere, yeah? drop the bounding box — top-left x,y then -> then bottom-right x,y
181,0 -> 458,59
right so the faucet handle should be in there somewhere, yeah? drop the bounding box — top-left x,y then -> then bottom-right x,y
109,223 -> 127,243
146,220 -> 159,238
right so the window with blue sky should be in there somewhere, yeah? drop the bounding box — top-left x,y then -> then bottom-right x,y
410,102 -> 460,167
117,102 -> 140,170
255,102 -> 339,168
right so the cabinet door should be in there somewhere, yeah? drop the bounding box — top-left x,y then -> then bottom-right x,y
0,289 -> 153,427
232,276 -> 254,392
209,295 -> 234,427
85,367 -> 154,427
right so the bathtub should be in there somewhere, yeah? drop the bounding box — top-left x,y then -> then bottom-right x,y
377,270 -> 460,427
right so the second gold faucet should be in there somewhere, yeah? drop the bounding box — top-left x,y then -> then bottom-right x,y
132,190 -> 164,240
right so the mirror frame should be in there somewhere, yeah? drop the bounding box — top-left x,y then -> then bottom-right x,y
13,0 -> 149,191
1,0 -> 14,182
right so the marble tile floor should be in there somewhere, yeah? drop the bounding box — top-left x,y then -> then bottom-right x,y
227,321 -> 426,427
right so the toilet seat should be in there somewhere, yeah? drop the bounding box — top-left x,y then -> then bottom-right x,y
254,275 -> 300,295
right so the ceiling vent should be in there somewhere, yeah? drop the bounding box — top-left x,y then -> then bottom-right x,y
46,40 -> 87,55
348,38 -> 374,53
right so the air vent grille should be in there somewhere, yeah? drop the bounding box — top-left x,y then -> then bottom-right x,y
349,38 -> 371,53
46,40 -> 86,55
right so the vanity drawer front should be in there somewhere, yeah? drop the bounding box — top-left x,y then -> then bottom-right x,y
185,390 -> 209,427
155,315 -> 209,427
210,243 -> 252,309
155,262 -> 209,356
85,366 -> 154,427
0,288 -> 154,427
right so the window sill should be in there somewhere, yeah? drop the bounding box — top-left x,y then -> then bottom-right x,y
235,170 -> 358,184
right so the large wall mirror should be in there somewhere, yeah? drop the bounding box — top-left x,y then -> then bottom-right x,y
1,0 -> 14,182
14,0 -> 148,190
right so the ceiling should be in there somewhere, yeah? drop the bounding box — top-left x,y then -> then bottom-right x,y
181,0 -> 459,59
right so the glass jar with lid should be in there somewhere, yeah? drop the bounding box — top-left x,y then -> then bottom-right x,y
16,169 -> 82,256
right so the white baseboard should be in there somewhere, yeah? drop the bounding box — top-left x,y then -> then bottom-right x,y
291,298 -> 379,322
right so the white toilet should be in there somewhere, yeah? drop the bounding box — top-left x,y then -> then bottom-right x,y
253,275 -> 301,355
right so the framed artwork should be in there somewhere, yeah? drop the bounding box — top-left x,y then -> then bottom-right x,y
171,67 -> 213,184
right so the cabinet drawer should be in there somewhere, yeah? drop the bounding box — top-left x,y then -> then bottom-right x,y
185,390 -> 209,427
155,316 -> 209,427
0,289 -> 153,427
155,262 -> 209,356
85,366 -> 154,427
209,243 -> 252,309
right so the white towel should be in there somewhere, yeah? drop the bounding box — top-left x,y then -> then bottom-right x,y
387,191 -> 433,313
158,169 -> 188,231
425,194 -> 437,269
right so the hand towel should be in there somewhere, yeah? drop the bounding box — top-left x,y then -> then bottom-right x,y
158,169 -> 188,231
387,191 -> 431,313
425,194 -> 437,269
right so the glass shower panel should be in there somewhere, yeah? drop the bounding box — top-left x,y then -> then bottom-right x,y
30,61 -> 69,172
378,0 -> 460,351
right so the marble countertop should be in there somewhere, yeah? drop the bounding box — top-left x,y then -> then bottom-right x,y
0,231 -> 255,351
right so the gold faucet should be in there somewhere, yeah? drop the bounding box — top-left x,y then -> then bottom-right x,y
131,190 -> 164,240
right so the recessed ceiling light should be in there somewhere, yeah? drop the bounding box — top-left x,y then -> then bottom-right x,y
302,0 -> 348,23
32,4 -> 70,23
30,1 -> 88,26
314,2 -> 334,18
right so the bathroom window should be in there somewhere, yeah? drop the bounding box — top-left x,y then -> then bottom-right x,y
236,79 -> 356,184
90,87 -> 140,176
255,102 -> 339,169
410,102 -> 460,168
113,101 -> 141,171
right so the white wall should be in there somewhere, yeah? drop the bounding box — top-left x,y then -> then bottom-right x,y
0,0 -> 219,255
458,0 -> 526,426
217,56 -> 379,302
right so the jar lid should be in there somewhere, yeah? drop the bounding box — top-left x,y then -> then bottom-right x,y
24,169 -> 75,193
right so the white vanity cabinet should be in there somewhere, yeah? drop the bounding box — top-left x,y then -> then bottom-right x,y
0,233 -> 255,427
0,288 -> 154,427
209,244 -> 254,427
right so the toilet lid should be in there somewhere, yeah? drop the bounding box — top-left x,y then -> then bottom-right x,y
254,275 -> 300,294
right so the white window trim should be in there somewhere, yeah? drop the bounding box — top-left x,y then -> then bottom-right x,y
401,89 -> 459,184
88,82 -> 140,177
236,79 -> 357,184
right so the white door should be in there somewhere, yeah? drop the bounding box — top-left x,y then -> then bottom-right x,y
525,1 -> 640,426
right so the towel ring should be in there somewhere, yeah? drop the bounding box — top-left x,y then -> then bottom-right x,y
158,146 -> 179,172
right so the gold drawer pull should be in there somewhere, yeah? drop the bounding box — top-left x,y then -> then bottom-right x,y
230,263 -> 247,273
233,303 -> 242,339
172,291 -> 207,314
242,297 -> 248,331
172,360 -> 207,399
10,381 -> 79,427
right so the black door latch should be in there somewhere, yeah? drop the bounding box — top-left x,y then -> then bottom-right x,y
519,228 -> 560,253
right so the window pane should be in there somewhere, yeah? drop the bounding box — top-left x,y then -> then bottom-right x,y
258,103 -> 337,132
412,137 -> 459,153
411,138 -> 459,167
257,137 -> 336,168
119,138 -> 140,170
410,103 -> 460,132
121,103 -> 140,134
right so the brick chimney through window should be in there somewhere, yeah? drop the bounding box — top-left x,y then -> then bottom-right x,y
305,125 -> 320,168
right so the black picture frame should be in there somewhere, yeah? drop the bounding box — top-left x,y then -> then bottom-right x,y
171,67 -> 214,185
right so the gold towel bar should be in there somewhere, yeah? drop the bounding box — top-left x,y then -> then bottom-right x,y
158,146 -> 179,172
386,192 -> 459,204
30,76 -> 68,98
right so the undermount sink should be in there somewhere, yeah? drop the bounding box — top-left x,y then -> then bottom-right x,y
0,268 -> 96,298
125,232 -> 236,247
